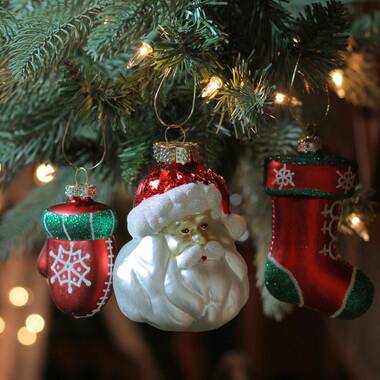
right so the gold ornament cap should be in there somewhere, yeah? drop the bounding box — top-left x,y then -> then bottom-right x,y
298,136 -> 322,153
65,167 -> 96,199
65,184 -> 97,199
153,141 -> 202,164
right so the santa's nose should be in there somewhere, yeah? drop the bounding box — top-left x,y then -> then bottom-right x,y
192,232 -> 207,245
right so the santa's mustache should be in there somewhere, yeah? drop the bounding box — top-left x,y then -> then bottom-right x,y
176,241 -> 225,269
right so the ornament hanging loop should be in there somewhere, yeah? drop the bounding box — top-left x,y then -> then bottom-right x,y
62,114 -> 107,171
74,167 -> 89,186
153,68 -> 197,139
164,126 -> 186,143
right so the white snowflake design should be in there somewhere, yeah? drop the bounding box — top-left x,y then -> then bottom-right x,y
49,242 -> 91,294
336,166 -> 356,194
319,201 -> 342,261
272,164 -> 295,189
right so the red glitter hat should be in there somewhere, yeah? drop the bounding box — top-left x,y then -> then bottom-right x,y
127,161 -> 246,240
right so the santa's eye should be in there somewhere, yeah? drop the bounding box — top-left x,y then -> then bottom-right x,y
181,228 -> 190,234
200,223 -> 208,230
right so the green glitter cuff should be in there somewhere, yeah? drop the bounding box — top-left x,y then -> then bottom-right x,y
264,187 -> 355,199
42,209 -> 117,240
265,151 -> 357,167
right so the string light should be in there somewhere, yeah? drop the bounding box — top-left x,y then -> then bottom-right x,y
17,327 -> 37,346
292,36 -> 300,44
348,213 -> 370,242
274,92 -> 287,104
9,287 -> 29,307
34,163 -> 56,184
25,314 -> 45,333
0,317 -> 5,334
103,15 -> 110,25
273,92 -> 302,106
127,42 -> 153,69
201,76 -> 223,98
329,69 -> 345,98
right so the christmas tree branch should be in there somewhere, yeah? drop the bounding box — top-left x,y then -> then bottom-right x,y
6,0 -> 107,81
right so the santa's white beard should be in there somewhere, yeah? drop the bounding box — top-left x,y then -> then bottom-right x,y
113,236 -> 249,332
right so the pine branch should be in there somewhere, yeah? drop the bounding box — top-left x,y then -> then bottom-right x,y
86,0 -> 158,61
7,0 -> 107,81
212,61 -> 275,140
119,113 -> 159,187
288,0 -> 350,90
0,7 -> 17,45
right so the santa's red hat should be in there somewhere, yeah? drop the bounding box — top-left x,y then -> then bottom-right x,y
127,161 -> 246,240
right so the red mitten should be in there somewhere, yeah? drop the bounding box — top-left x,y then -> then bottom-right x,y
38,184 -> 117,318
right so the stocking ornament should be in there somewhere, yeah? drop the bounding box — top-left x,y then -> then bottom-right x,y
113,141 -> 249,331
264,137 -> 374,319
38,178 -> 118,318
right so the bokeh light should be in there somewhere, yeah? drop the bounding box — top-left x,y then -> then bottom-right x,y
9,287 -> 29,307
0,317 -> 5,334
25,314 -> 45,333
34,163 -> 56,184
17,327 -> 37,346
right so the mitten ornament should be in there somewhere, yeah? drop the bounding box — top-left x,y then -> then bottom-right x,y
264,137 -> 374,319
113,141 -> 249,332
38,182 -> 117,318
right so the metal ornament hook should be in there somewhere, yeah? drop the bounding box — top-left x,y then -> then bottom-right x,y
62,114 -> 107,171
153,69 -> 197,139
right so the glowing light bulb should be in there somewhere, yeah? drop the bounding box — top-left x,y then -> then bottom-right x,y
35,163 -> 56,184
103,15 -> 110,25
17,327 -> 37,346
348,213 -> 370,242
329,69 -> 345,98
351,215 -> 361,226
274,92 -> 287,104
330,69 -> 344,87
0,317 -> 5,334
201,76 -> 223,98
9,287 -> 29,307
26,314 -> 45,333
127,42 -> 153,69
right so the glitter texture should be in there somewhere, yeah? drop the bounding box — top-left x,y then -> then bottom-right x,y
153,142 -> 202,164
265,259 -> 300,305
337,270 -> 374,320
42,209 -> 117,240
266,151 -> 357,167
134,162 -> 230,213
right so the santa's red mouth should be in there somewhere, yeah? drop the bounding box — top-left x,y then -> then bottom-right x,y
201,256 -> 208,261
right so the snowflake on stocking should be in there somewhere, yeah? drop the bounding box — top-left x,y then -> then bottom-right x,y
272,164 -> 295,189
49,242 -> 92,294
336,167 -> 356,194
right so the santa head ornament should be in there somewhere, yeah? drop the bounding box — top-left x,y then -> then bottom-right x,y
113,142 -> 249,331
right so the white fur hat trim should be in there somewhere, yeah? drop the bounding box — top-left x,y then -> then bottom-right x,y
127,182 -> 246,239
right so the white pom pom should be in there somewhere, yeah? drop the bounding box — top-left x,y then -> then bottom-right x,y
224,214 -> 247,240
